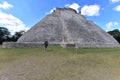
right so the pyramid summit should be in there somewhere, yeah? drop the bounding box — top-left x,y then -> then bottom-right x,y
3,8 -> 120,48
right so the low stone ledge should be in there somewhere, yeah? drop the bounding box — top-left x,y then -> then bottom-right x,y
2,42 -> 61,48
76,43 -> 120,48
61,43 -> 76,48
61,43 -> 120,48
2,42 -> 43,48
2,42 -> 120,48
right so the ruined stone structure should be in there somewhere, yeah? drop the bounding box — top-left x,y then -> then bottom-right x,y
3,8 -> 120,48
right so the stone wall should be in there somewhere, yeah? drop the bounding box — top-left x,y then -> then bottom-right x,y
2,42 -> 120,48
76,43 -> 120,48
2,42 -> 60,48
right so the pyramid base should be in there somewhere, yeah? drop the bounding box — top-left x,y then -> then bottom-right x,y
2,42 -> 120,48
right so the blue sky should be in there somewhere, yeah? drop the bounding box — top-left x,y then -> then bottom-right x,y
0,0 -> 120,34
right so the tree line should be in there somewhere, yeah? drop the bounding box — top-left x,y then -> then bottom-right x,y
0,27 -> 25,45
108,29 -> 120,43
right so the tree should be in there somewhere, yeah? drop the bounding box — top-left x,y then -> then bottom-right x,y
108,29 -> 120,43
0,27 -> 25,44
12,30 -> 25,41
0,27 -> 10,44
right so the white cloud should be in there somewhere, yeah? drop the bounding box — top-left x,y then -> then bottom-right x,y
0,1 -> 13,10
106,21 -> 119,30
65,3 -> 80,13
0,1 -> 29,35
0,11 -> 29,35
110,0 -> 120,3
114,5 -> 120,11
81,5 -> 100,16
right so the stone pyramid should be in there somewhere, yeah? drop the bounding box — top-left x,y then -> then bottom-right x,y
3,8 -> 119,48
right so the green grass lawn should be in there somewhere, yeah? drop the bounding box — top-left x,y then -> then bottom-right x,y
0,46 -> 120,80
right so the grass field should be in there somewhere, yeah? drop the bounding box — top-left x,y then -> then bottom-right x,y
0,46 -> 120,80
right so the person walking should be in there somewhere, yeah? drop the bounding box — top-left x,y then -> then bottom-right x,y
44,40 -> 49,51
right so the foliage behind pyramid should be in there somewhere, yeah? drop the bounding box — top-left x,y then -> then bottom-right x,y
17,8 -> 119,48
